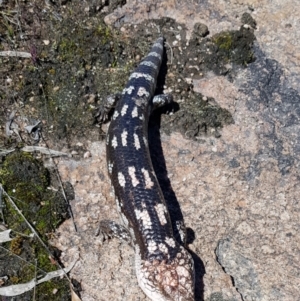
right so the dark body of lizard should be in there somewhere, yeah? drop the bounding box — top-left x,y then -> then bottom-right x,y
98,37 -> 195,301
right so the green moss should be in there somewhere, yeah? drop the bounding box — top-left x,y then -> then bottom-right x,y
17,246 -> 66,297
0,151 -> 69,236
212,31 -> 236,64
211,27 -> 255,66
95,23 -> 113,44
10,276 -> 20,284
16,243 -> 56,283
212,32 -> 233,52
9,236 -> 23,255
0,150 -> 70,297
161,92 -> 234,140
0,152 -> 49,204
48,68 -> 56,75
35,278 -> 70,299
55,22 -> 115,64
58,37 -> 80,62
6,24 -> 14,38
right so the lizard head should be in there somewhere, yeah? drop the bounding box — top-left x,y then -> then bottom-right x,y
135,246 -> 195,301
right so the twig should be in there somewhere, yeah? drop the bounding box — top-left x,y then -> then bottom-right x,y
0,148 -> 15,157
39,84 -> 49,124
21,146 -> 70,157
0,51 -> 31,58
33,259 -> 37,301
15,0 -> 24,39
0,186 -> 5,223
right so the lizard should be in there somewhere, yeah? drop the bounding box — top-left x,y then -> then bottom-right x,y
96,37 -> 195,301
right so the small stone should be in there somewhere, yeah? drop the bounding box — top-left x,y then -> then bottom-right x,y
87,94 -> 96,104
185,78 -> 193,84
84,151 -> 91,158
192,23 -> 209,38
